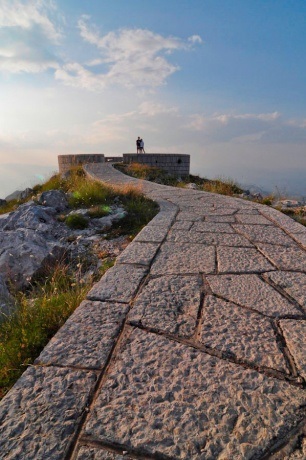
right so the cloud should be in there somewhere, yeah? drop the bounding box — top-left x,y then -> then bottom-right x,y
55,17 -> 202,90
0,0 -> 61,73
188,35 -> 203,44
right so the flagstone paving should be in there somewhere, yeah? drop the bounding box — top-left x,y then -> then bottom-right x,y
1,162 -> 306,460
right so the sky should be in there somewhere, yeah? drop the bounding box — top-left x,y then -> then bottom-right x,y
1,0 -> 306,198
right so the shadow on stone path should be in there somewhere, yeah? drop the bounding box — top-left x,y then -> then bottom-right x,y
1,163 -> 306,459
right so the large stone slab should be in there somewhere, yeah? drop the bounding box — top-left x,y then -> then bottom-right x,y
260,208 -> 306,234
205,215 -> 236,222
266,271 -> 306,310
84,328 -> 306,460
199,296 -> 288,372
167,229 -> 253,246
235,214 -> 273,225
217,247 -> 275,273
36,301 -> 128,368
76,447 -> 131,459
258,244 -> 306,271
116,241 -> 160,266
206,274 -> 301,317
147,211 -> 176,228
87,265 -> 147,303
234,224 -> 297,246
280,320 -> 306,379
150,242 -> 215,275
192,222 -> 236,233
171,220 -> 193,230
129,275 -> 202,337
133,225 -> 168,243
176,211 -> 203,221
0,366 -> 97,460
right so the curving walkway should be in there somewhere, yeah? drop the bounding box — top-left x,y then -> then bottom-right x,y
1,163 -> 306,459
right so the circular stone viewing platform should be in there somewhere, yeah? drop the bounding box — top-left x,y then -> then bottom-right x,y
58,154 -> 105,175
123,153 -> 190,177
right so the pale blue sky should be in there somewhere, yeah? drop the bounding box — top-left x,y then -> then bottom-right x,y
1,0 -> 306,197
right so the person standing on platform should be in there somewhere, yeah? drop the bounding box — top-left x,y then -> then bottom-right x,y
140,138 -> 145,153
136,137 -> 141,153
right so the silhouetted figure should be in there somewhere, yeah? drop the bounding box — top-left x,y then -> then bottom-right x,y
136,136 -> 141,154
140,138 -> 145,153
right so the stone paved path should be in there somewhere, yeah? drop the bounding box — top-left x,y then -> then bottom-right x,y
1,163 -> 306,459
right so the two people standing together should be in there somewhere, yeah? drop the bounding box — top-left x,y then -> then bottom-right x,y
136,137 -> 145,154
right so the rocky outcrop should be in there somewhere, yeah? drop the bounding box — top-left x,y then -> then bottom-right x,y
0,274 -> 14,317
5,188 -> 33,202
0,190 -> 127,296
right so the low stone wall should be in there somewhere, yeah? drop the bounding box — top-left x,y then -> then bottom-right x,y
58,154 -> 105,174
123,153 -> 190,177
105,156 -> 123,162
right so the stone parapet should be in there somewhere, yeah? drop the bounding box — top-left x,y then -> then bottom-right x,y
58,154 -> 105,174
123,153 -> 190,177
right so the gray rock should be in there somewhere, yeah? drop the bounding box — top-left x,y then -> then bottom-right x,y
2,204 -> 56,232
37,190 -> 69,212
0,274 -> 14,318
185,183 -> 198,190
0,199 -> 7,207
5,187 -> 33,202
0,229 -> 66,289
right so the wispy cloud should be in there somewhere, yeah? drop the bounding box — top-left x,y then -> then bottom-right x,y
0,0 -> 61,73
55,16 -> 202,90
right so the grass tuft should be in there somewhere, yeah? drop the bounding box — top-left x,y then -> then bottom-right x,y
0,264 -> 90,398
65,214 -> 88,229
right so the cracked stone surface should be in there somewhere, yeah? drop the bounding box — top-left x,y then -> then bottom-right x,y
0,366 -> 97,460
36,300 -> 128,368
235,214 -> 273,225
116,241 -> 160,266
3,162 -> 306,460
167,229 -> 253,246
87,264 -> 147,303
280,320 -> 306,379
83,328 -> 306,460
192,221 -> 236,233
217,246 -> 275,273
133,225 -> 169,243
257,243 -> 306,271
129,275 -> 202,337
234,224 -> 297,246
206,274 -> 301,317
266,271 -> 306,311
204,215 -> 236,222
199,295 -> 288,372
76,447 -> 131,459
150,242 -> 215,274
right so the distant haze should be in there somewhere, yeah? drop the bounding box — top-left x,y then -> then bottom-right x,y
0,1 -> 305,199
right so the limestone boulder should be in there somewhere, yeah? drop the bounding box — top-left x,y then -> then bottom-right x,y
0,274 -> 15,318
36,190 -> 69,212
0,229 -> 66,289
5,188 -> 33,202
2,203 -> 57,232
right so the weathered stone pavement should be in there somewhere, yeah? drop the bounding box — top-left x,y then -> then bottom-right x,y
1,163 -> 306,459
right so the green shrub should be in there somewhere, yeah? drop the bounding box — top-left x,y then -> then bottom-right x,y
65,214 -> 88,229
0,264 -> 90,399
